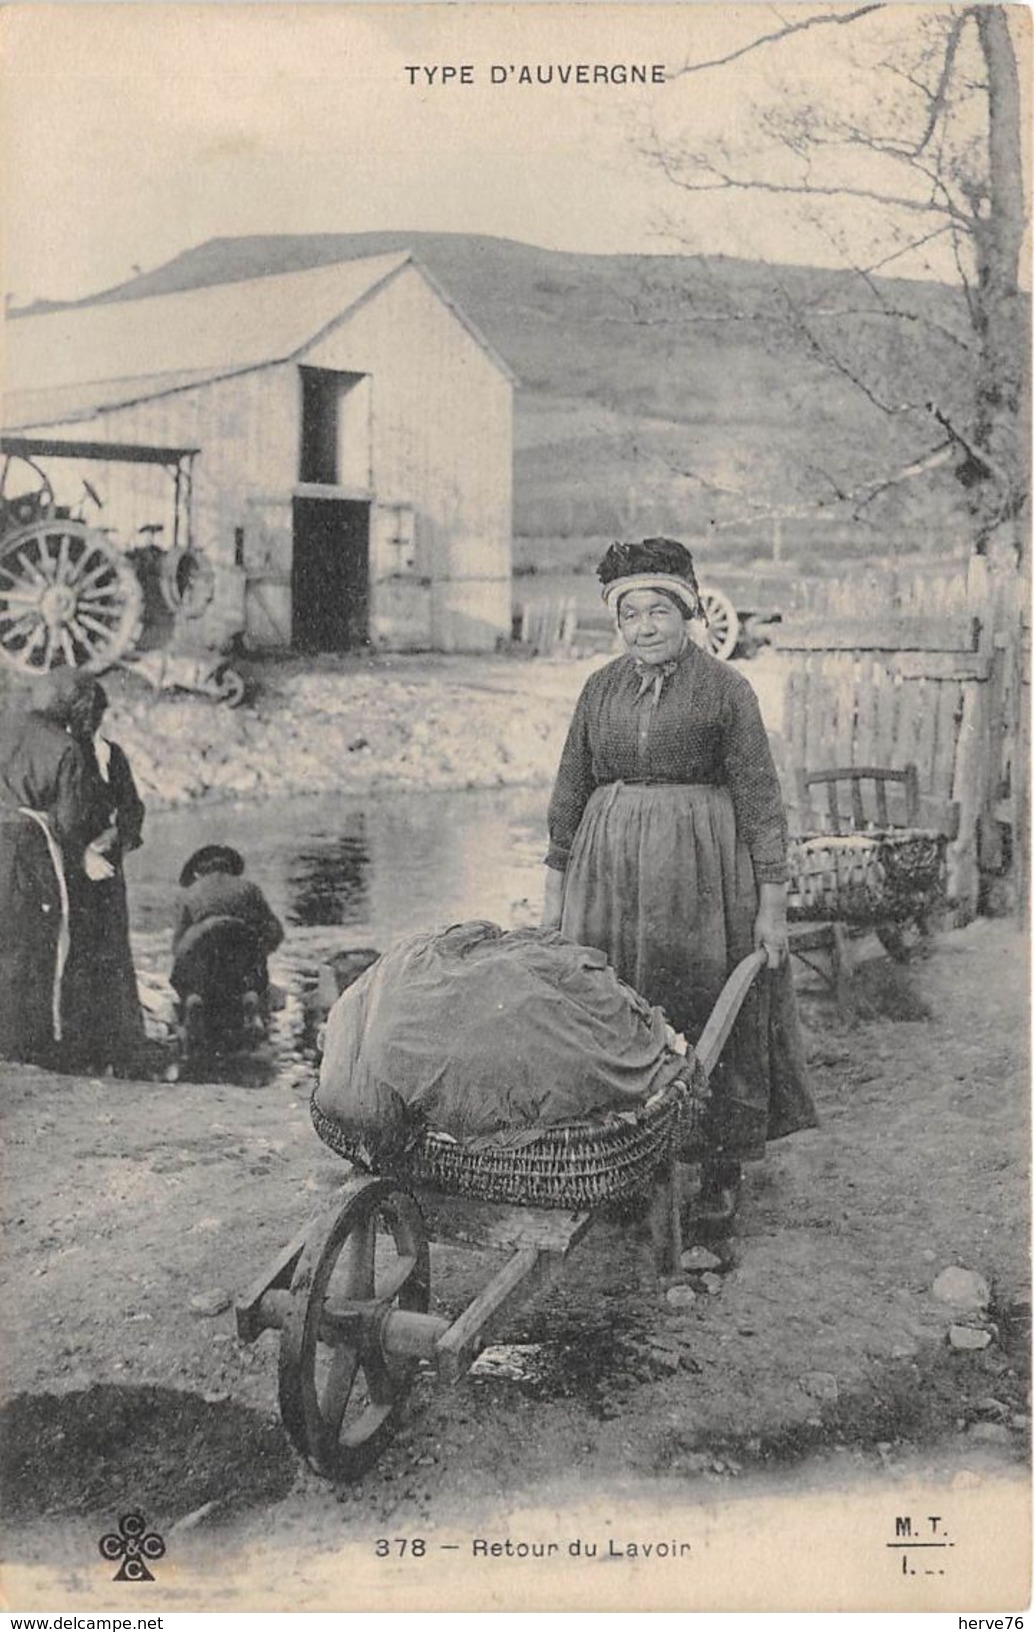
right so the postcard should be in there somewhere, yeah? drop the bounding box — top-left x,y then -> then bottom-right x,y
0,1 -> 1029,1617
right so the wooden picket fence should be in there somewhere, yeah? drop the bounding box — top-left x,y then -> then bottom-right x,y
516,594 -> 617,657
775,552 -> 1028,917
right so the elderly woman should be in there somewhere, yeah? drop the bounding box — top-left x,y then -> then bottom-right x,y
0,672 -> 92,1064
542,537 -> 816,1231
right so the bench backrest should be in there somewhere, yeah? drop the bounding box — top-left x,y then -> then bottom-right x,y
794,763 -> 959,838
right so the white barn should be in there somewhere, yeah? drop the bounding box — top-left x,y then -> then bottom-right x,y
3,253 -> 515,653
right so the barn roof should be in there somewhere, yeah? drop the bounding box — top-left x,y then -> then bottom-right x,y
3,251 -> 514,430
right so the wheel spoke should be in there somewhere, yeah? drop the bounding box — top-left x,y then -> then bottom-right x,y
76,609 -> 121,638
1,590 -> 42,609
72,558 -> 118,591
20,623 -> 47,662
340,1399 -> 395,1448
77,610 -> 122,633
373,1253 -> 419,1304
319,1343 -> 361,1439
64,543 -> 100,583
59,627 -> 77,668
0,611 -> 40,640
67,615 -> 104,654
55,532 -> 72,584
77,584 -> 123,607
356,1345 -> 401,1410
337,1216 -> 377,1300
12,551 -> 47,589
38,535 -> 62,584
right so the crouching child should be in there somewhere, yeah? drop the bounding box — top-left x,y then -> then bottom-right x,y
171,845 -> 284,1060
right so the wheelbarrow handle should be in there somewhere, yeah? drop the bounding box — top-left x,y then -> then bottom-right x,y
694,950 -> 768,1080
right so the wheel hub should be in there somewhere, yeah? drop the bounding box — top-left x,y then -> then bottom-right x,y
39,583 -> 77,625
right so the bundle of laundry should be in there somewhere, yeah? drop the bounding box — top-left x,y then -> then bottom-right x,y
316,920 -> 693,1152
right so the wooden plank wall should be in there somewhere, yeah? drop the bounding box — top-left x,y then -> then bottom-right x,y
776,553 -> 1026,917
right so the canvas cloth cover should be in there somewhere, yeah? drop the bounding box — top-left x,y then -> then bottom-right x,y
317,921 -> 689,1150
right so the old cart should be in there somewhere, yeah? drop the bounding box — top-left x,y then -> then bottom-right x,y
0,436 -> 244,702
236,949 -> 765,1481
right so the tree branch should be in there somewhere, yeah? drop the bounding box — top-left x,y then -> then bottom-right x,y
771,282 -> 926,417
665,439 -> 956,531
764,117 -> 977,226
651,147 -> 969,223
912,11 -> 972,155
848,443 -> 955,518
807,302 -> 973,353
928,402 -> 1010,487
668,4 -> 882,78
861,221 -> 958,275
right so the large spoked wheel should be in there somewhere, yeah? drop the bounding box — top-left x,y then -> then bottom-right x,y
278,1177 -> 430,1482
697,587 -> 741,661
0,521 -> 143,673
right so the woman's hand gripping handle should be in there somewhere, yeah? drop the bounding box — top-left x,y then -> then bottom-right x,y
753,880 -> 789,968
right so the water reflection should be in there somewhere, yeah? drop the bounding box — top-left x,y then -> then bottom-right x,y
286,817 -> 370,928
127,786 -> 549,947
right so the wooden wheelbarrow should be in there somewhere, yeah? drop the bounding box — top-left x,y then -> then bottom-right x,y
235,950 -> 766,1482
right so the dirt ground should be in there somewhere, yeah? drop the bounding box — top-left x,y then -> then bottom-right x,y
0,911 -> 1029,1609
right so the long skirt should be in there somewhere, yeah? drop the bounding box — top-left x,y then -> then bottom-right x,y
559,781 -> 817,1162
0,813 -> 66,1064
63,870 -> 145,1074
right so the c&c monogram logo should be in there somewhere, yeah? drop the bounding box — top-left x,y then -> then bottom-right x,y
99,1512 -> 166,1581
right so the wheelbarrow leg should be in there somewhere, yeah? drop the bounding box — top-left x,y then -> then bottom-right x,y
646,1152 -> 683,1276
830,923 -> 857,1017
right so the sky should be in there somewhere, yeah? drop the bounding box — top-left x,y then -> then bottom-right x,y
0,2 -> 1029,306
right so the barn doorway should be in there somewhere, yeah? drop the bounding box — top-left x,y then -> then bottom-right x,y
291,497 -> 370,651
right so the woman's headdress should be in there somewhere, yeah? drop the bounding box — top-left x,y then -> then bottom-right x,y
31,669 -> 102,730
597,537 -> 701,618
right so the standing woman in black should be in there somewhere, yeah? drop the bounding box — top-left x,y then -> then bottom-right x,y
542,537 -> 816,1230
0,672 -> 92,1064
63,680 -> 146,1075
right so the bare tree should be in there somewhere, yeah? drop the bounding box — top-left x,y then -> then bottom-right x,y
646,3 -> 1029,559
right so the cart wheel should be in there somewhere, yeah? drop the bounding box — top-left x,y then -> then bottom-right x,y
0,520 -> 143,673
159,548 -> 215,620
697,587 -> 740,661
278,1176 -> 430,1482
213,663 -> 246,707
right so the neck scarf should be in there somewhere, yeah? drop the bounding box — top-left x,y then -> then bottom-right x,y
631,632 -> 690,705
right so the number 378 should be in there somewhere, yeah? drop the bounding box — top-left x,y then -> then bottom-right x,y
375,1537 -> 427,1558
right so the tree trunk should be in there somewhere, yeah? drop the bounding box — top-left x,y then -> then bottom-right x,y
971,7 -> 1030,559
975,7 -> 1030,924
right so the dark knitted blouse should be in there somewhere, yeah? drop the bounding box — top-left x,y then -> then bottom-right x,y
545,644 -> 789,883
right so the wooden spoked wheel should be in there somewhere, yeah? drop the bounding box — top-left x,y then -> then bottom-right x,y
278,1177 -> 430,1481
211,663 -> 247,708
0,521 -> 143,674
697,587 -> 741,661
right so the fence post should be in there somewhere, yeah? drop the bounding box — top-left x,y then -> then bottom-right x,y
1016,612 -> 1031,926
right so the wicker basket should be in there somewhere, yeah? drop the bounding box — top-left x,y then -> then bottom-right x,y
787,829 -> 948,925
310,1062 -> 711,1210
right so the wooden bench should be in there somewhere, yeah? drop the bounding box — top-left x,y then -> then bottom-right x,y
787,765 -> 959,1004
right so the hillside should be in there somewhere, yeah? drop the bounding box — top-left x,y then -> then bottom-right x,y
18,232 -> 976,566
